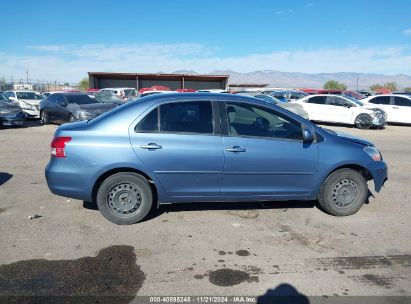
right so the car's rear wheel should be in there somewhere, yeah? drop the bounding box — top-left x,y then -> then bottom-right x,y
40,111 -> 49,125
96,172 -> 153,225
318,168 -> 368,216
354,114 -> 372,129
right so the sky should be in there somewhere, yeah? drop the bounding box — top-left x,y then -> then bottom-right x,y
1,0 -> 411,82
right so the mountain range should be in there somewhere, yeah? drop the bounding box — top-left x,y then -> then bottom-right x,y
173,70 -> 411,90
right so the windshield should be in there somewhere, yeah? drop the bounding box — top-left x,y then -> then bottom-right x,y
16,92 -> 42,100
66,94 -> 99,105
124,89 -> 137,97
254,94 -> 279,104
344,95 -> 364,106
94,92 -> 123,103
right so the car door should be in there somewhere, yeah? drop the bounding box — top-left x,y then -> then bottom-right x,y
220,101 -> 318,198
325,96 -> 354,124
392,96 -> 411,123
367,96 -> 392,121
302,96 -> 327,121
54,95 -> 70,123
44,94 -> 58,122
129,99 -> 224,199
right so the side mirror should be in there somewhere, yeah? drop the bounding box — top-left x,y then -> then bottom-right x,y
345,103 -> 354,108
59,100 -> 67,107
303,128 -> 315,143
8,96 -> 16,101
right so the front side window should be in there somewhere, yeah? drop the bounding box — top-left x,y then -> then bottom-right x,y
370,96 -> 390,105
136,101 -> 213,134
326,96 -> 350,107
225,103 -> 303,140
393,97 -> 411,107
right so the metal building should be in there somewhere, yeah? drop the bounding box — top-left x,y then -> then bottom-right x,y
88,72 -> 229,91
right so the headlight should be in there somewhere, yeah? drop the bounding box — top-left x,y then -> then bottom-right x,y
0,109 -> 13,115
76,111 -> 94,120
20,102 -> 35,110
364,146 -> 382,161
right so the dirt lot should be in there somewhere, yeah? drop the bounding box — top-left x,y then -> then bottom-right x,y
0,121 -> 410,301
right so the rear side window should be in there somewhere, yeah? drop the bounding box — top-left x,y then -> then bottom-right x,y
307,96 -> 326,104
136,108 -> 159,132
369,96 -> 390,105
393,97 -> 411,107
136,101 -> 213,134
160,101 -> 213,134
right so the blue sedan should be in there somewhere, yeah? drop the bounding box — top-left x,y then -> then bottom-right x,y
45,93 -> 387,224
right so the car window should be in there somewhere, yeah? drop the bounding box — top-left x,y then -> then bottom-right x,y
306,96 -> 327,104
136,108 -> 159,132
393,97 -> 411,107
326,96 -> 349,107
160,101 -> 213,134
225,103 -> 303,140
47,94 -> 57,103
0,94 -> 8,102
66,94 -> 97,105
16,92 -> 42,100
370,96 -> 390,105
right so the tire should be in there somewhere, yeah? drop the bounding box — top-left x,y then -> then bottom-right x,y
96,172 -> 153,225
318,168 -> 368,216
40,110 -> 49,125
69,115 -> 76,123
354,114 -> 372,129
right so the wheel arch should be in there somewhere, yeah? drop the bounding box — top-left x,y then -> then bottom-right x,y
317,163 -> 373,198
92,167 -> 159,206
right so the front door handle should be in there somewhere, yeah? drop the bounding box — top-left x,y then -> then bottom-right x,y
141,143 -> 162,150
392,107 -> 399,109
226,146 -> 246,153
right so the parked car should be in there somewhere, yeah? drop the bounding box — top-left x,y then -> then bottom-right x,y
293,94 -> 386,129
3,90 -> 43,118
45,93 -> 387,224
100,88 -> 137,100
39,92 -> 118,124
357,90 -> 375,97
197,89 -> 230,93
0,95 -> 26,128
393,91 -> 411,97
266,90 -> 308,103
236,92 -> 309,119
317,90 -> 366,100
361,94 -> 411,124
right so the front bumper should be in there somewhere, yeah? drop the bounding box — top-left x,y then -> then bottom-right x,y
22,107 -> 40,118
0,112 -> 26,126
368,161 -> 388,192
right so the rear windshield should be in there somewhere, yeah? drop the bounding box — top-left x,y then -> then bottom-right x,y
16,92 -> 42,100
66,94 -> 99,105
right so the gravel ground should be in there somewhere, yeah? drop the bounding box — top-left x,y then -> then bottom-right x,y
0,121 -> 410,302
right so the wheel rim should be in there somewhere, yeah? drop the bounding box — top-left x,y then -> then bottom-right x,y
107,183 -> 142,216
355,116 -> 370,129
42,112 -> 47,123
332,178 -> 358,207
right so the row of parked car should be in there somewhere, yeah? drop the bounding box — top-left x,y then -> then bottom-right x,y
1,87 -> 411,129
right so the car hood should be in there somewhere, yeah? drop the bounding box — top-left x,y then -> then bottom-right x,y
0,102 -> 22,113
333,130 -> 373,146
20,99 -> 41,105
67,103 -> 117,113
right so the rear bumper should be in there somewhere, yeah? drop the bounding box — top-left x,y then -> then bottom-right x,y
45,159 -> 94,202
368,161 -> 388,192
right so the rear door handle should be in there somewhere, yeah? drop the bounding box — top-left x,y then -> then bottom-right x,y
226,146 -> 246,153
392,107 -> 399,109
141,143 -> 162,150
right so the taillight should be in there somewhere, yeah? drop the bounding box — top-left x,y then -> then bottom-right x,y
51,136 -> 72,158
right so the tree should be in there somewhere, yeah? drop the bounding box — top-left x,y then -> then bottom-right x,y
78,77 -> 89,91
370,82 -> 397,92
404,87 -> 411,92
323,80 -> 347,90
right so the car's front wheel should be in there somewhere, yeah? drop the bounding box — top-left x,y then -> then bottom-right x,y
354,114 -> 372,129
40,110 -> 49,125
318,168 -> 368,216
96,172 -> 153,225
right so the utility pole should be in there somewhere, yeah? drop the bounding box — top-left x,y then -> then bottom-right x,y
356,74 -> 360,91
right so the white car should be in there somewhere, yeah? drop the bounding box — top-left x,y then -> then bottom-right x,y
3,91 -> 43,118
361,94 -> 411,124
293,94 -> 386,129
99,88 -> 137,100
